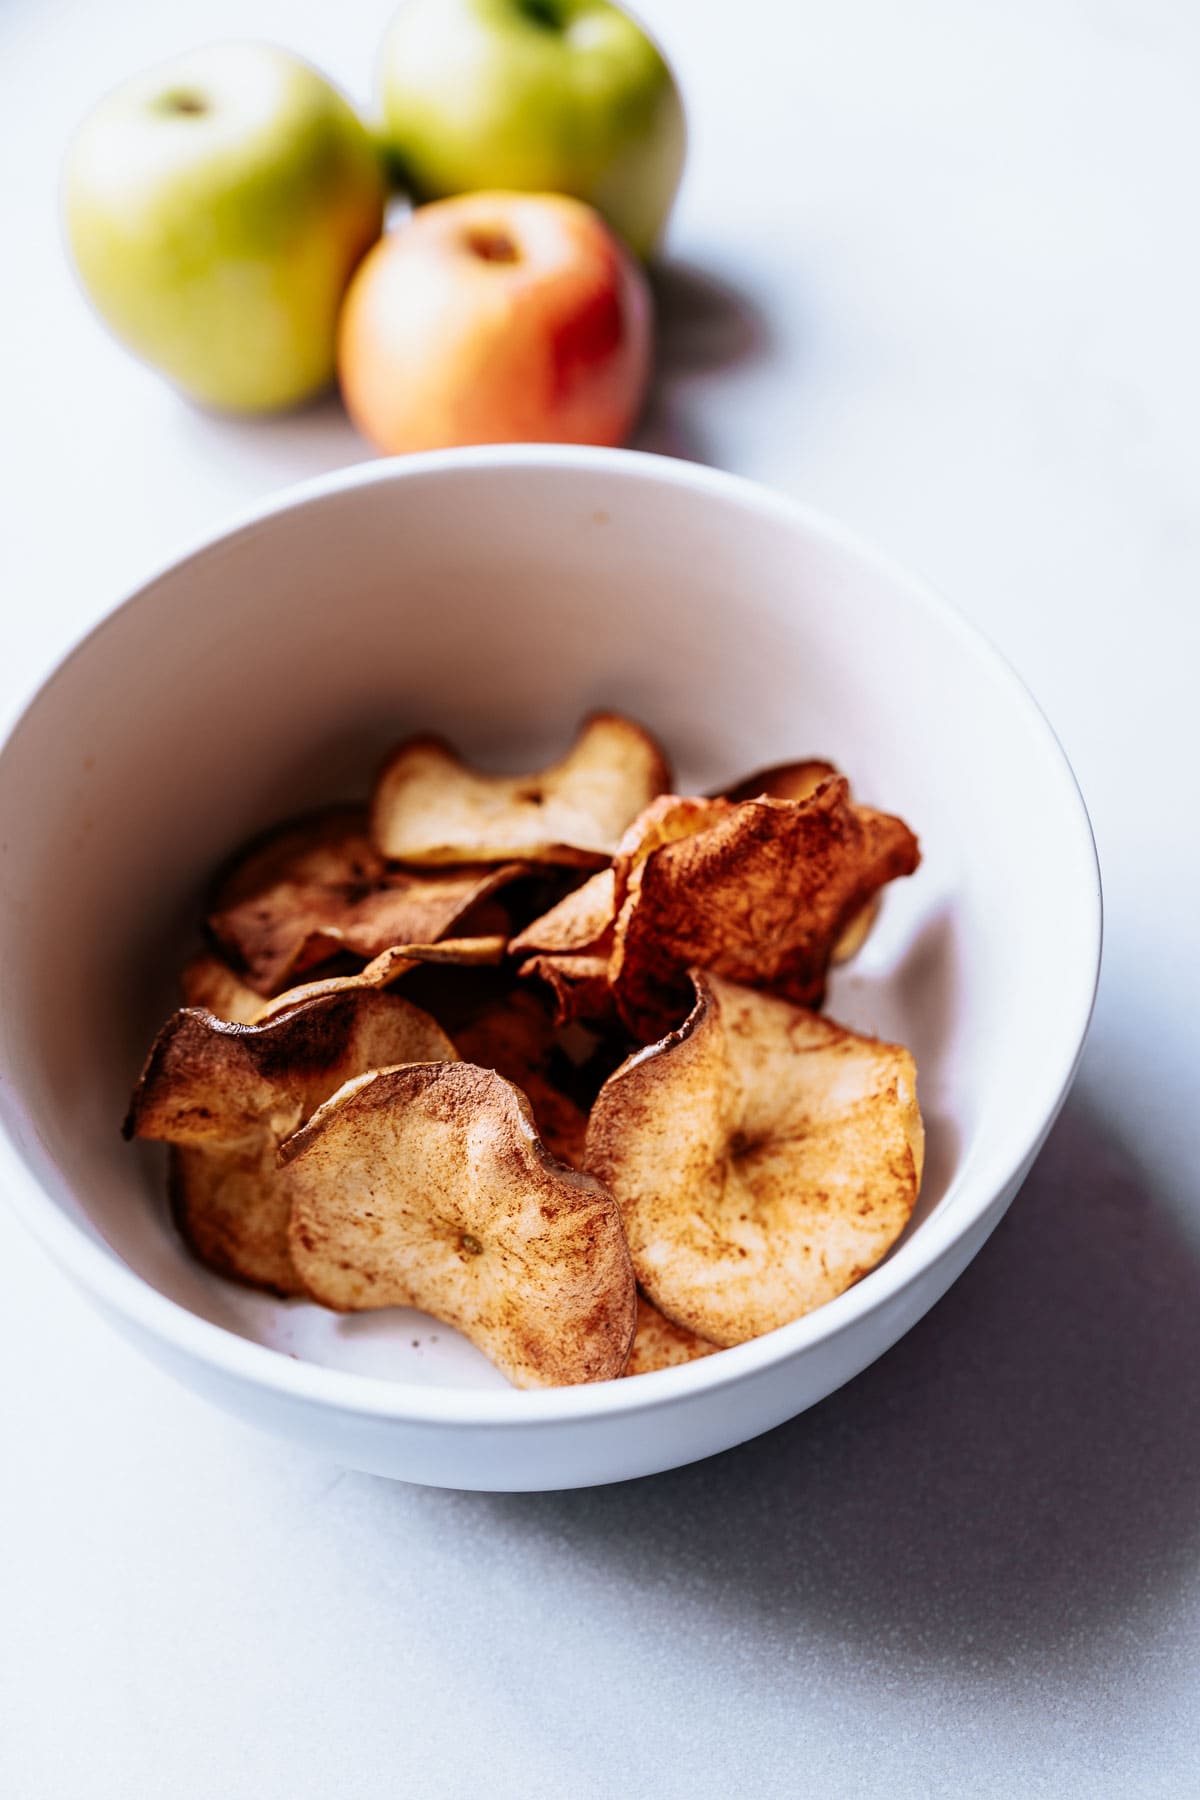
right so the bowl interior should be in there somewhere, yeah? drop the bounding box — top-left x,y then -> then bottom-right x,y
0,451 -> 1099,1393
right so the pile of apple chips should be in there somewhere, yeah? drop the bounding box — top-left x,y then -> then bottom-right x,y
125,713 -> 924,1387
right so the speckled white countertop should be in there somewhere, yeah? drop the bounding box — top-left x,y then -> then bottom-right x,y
3,1 -> 1199,1793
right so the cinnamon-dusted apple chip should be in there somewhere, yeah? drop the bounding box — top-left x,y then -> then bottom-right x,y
283,1062 -> 636,1388
585,971 -> 924,1346
179,954 -> 264,1025
518,952 -> 617,1029
449,989 -> 590,1165
509,869 -> 616,957
609,778 -> 919,1037
508,797 -> 732,960
370,712 -> 671,868
252,936 -> 508,1023
208,805 -> 524,994
125,990 -> 457,1294
718,764 -> 879,963
830,896 -> 879,964
719,760 -> 838,804
508,870 -> 617,1025
624,1294 -> 719,1376
614,793 -> 733,877
264,973 -> 589,1163
510,795 -> 732,1023
167,1142 -> 294,1293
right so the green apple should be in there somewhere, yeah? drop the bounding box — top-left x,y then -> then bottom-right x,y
64,44 -> 386,413
377,0 -> 685,258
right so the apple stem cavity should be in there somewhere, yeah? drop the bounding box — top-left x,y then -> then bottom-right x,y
516,0 -> 563,32
465,228 -> 520,265
155,89 -> 208,117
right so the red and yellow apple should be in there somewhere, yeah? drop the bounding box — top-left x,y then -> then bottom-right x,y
337,190 -> 653,453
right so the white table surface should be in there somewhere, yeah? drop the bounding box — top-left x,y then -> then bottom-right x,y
3,1 -> 1199,1793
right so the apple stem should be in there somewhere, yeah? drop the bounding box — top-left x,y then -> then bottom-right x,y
516,0 -> 563,31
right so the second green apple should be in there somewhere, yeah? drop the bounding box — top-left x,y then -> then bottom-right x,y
377,0 -> 685,258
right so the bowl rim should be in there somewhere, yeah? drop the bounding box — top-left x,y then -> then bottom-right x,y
0,444 -> 1102,1427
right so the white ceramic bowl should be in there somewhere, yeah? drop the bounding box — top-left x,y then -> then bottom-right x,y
0,447 -> 1100,1490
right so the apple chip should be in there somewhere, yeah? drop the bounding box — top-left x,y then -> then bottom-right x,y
509,869 -> 616,957
167,1142 -> 296,1296
609,778 -> 919,1037
720,760 -> 838,804
448,896 -> 515,940
830,896 -> 879,964
208,805 -> 524,994
509,796 -> 734,1023
252,935 -> 508,1023
179,954 -> 264,1026
508,871 -> 616,1025
518,952 -> 617,1029
625,1295 -> 719,1376
510,782 -> 893,1029
369,712 -> 671,868
453,989 -> 588,1165
125,989 -> 458,1294
585,971 -> 924,1346
614,793 -> 733,876
719,765 -> 886,962
284,1062 -> 636,1387
507,798 -> 732,961
449,985 -> 555,1078
513,1075 -> 588,1169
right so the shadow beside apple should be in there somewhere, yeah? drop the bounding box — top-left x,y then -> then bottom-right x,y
634,260 -> 774,466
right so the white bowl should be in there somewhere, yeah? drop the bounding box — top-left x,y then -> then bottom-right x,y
0,447 -> 1100,1490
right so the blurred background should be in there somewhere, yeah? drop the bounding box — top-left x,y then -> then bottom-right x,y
3,1 -> 1199,1795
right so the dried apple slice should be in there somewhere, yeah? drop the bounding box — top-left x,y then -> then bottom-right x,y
512,1077 -> 588,1169
179,953 -> 264,1025
719,759 -> 838,804
507,797 -> 731,959
613,793 -> 733,877
509,795 -> 732,1023
510,781 -> 897,1030
717,765 -> 883,963
508,871 -> 617,1025
609,778 -> 919,1037
168,1142 -> 292,1295
125,989 -> 457,1294
728,764 -> 887,961
624,1295 -> 719,1376
369,712 -> 671,868
509,869 -> 616,957
208,805 -> 524,994
450,985 -> 556,1078
518,952 -> 617,1029
252,936 -> 508,1023
453,990 -> 588,1165
585,971 -> 924,1346
283,1062 -> 636,1387
830,895 -> 879,964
